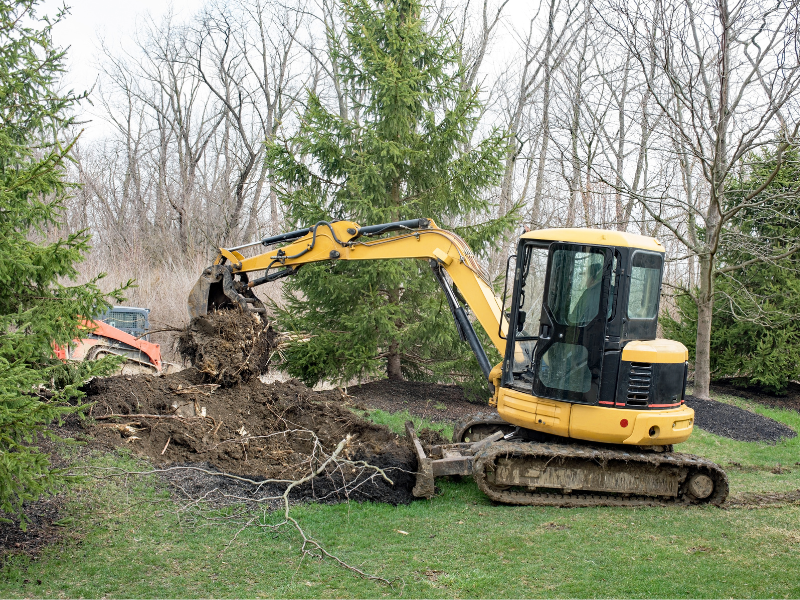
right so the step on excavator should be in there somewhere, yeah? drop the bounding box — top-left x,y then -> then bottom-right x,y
188,218 -> 728,507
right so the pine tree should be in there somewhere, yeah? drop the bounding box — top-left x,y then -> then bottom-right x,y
0,0 -> 125,522
267,0 -> 514,390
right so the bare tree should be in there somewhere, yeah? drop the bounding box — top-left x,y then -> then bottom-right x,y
606,0 -> 800,397
192,0 -> 307,244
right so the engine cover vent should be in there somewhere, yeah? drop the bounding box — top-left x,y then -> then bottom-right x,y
626,362 -> 652,406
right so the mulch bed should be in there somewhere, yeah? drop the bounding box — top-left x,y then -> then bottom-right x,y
0,495 -> 65,562
349,380 -> 796,445
0,422 -> 87,561
684,395 -> 796,443
711,380 -> 800,413
346,379 -> 490,424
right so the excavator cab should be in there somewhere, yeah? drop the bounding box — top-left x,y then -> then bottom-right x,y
494,229 -> 692,446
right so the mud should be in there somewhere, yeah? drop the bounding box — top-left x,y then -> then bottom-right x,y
726,489 -> 800,508
177,310 -> 279,386
82,369 -> 417,505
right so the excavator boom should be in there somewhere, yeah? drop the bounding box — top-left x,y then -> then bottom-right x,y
188,218 -> 507,377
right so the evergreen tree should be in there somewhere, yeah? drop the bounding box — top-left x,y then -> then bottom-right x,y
267,0 -> 514,390
0,0 -> 125,521
662,145 -> 800,394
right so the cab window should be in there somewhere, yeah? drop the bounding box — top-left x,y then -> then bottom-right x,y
607,253 -> 618,320
547,248 -> 605,326
628,252 -> 662,319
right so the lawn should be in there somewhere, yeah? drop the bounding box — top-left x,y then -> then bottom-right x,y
1,392 -> 799,598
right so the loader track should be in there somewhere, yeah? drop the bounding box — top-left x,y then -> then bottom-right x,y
472,440 -> 729,507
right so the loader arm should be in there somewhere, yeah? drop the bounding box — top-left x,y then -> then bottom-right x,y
189,218 -> 507,381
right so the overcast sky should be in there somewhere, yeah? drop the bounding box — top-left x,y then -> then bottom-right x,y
40,1 -> 200,137
40,0 -> 526,139
43,1 -> 199,89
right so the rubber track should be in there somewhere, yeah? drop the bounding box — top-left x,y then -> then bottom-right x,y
452,412 -> 510,443
473,440 -> 729,507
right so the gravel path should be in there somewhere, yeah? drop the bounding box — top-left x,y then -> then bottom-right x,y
683,395 -> 794,443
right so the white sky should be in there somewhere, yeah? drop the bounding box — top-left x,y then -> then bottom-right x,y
43,1 -> 201,88
41,0 -> 201,136
41,0 -> 529,139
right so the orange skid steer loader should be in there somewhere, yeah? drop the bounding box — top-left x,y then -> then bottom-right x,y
54,306 -> 168,375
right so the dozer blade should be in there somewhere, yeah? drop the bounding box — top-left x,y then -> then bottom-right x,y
187,265 -> 266,319
405,420 -> 504,499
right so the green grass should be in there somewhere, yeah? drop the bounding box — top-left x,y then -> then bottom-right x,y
682,391 -> 800,494
2,391 -> 799,598
353,408 -> 454,440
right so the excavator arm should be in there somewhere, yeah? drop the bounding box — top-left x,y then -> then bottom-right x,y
188,218 -> 506,384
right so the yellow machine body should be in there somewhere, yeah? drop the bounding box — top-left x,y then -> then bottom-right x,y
193,218 -> 693,448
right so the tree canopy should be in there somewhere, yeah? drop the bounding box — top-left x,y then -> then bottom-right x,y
0,0 -> 125,521
266,0 -> 515,390
662,145 -> 800,394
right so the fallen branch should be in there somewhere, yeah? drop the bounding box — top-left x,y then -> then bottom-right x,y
94,413 -> 207,420
173,384 -> 221,396
79,431 -> 399,586
133,326 -> 182,339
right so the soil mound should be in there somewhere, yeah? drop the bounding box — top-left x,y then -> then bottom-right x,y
685,395 -> 796,443
177,310 -> 278,386
82,369 -> 417,505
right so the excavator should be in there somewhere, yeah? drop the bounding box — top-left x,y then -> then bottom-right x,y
188,218 -> 728,507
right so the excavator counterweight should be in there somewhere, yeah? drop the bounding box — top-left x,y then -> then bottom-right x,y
190,218 -> 728,506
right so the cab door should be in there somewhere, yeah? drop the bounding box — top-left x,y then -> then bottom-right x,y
532,244 -> 613,404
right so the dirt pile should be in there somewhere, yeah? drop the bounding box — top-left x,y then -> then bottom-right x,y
177,310 -> 279,386
83,369 -> 418,504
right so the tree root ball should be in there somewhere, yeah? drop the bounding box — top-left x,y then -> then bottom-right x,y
177,309 -> 278,386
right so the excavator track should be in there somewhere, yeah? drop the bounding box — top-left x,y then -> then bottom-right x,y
452,412 -> 515,443
472,440 -> 729,507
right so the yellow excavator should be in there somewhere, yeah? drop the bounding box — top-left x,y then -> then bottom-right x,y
188,218 -> 728,507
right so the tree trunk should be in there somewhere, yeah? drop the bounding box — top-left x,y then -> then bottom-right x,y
694,254 -> 714,399
387,339 -> 402,381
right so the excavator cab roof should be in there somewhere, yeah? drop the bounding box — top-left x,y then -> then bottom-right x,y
521,228 -> 665,253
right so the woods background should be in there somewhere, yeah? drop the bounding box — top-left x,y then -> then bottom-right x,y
59,0 -> 800,394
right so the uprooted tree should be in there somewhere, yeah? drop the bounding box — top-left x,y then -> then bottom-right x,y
0,0 -> 125,521
266,0 -> 516,390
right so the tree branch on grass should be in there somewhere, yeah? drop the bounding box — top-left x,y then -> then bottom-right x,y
80,431 -> 401,586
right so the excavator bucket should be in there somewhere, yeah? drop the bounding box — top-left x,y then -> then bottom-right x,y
188,269 -> 219,319
187,265 -> 266,319
187,273 -> 212,319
